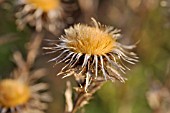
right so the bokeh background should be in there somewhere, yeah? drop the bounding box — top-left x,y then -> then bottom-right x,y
0,0 -> 170,113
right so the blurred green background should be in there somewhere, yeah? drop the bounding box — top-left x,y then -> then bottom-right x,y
0,0 -> 170,113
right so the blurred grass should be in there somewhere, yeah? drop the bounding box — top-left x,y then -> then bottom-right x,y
0,2 -> 30,76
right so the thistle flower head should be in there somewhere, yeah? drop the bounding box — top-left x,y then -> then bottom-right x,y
45,18 -> 138,91
15,0 -> 65,34
0,79 -> 30,107
0,71 -> 51,113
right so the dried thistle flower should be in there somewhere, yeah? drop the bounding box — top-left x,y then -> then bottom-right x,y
44,18 -> 138,91
146,80 -> 170,113
0,79 -> 30,108
0,71 -> 50,113
0,34 -> 51,113
15,0 -> 65,34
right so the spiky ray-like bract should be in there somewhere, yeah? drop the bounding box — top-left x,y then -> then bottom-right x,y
45,18 -> 138,91
15,0 -> 65,34
0,70 -> 51,113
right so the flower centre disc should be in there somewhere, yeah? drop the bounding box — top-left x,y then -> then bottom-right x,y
0,79 -> 30,107
67,25 -> 115,55
27,0 -> 59,12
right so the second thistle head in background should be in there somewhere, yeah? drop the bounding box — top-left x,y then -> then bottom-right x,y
15,0 -> 78,35
0,38 -> 51,113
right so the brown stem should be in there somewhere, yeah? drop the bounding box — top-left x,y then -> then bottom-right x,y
65,77 -> 105,113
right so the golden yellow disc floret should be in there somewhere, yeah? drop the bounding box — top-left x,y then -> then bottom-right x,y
0,79 -> 30,107
67,25 -> 116,55
27,0 -> 59,12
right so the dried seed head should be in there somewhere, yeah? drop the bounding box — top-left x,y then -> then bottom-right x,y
0,79 -> 30,107
15,0 -> 65,35
45,18 -> 138,91
0,73 -> 51,113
